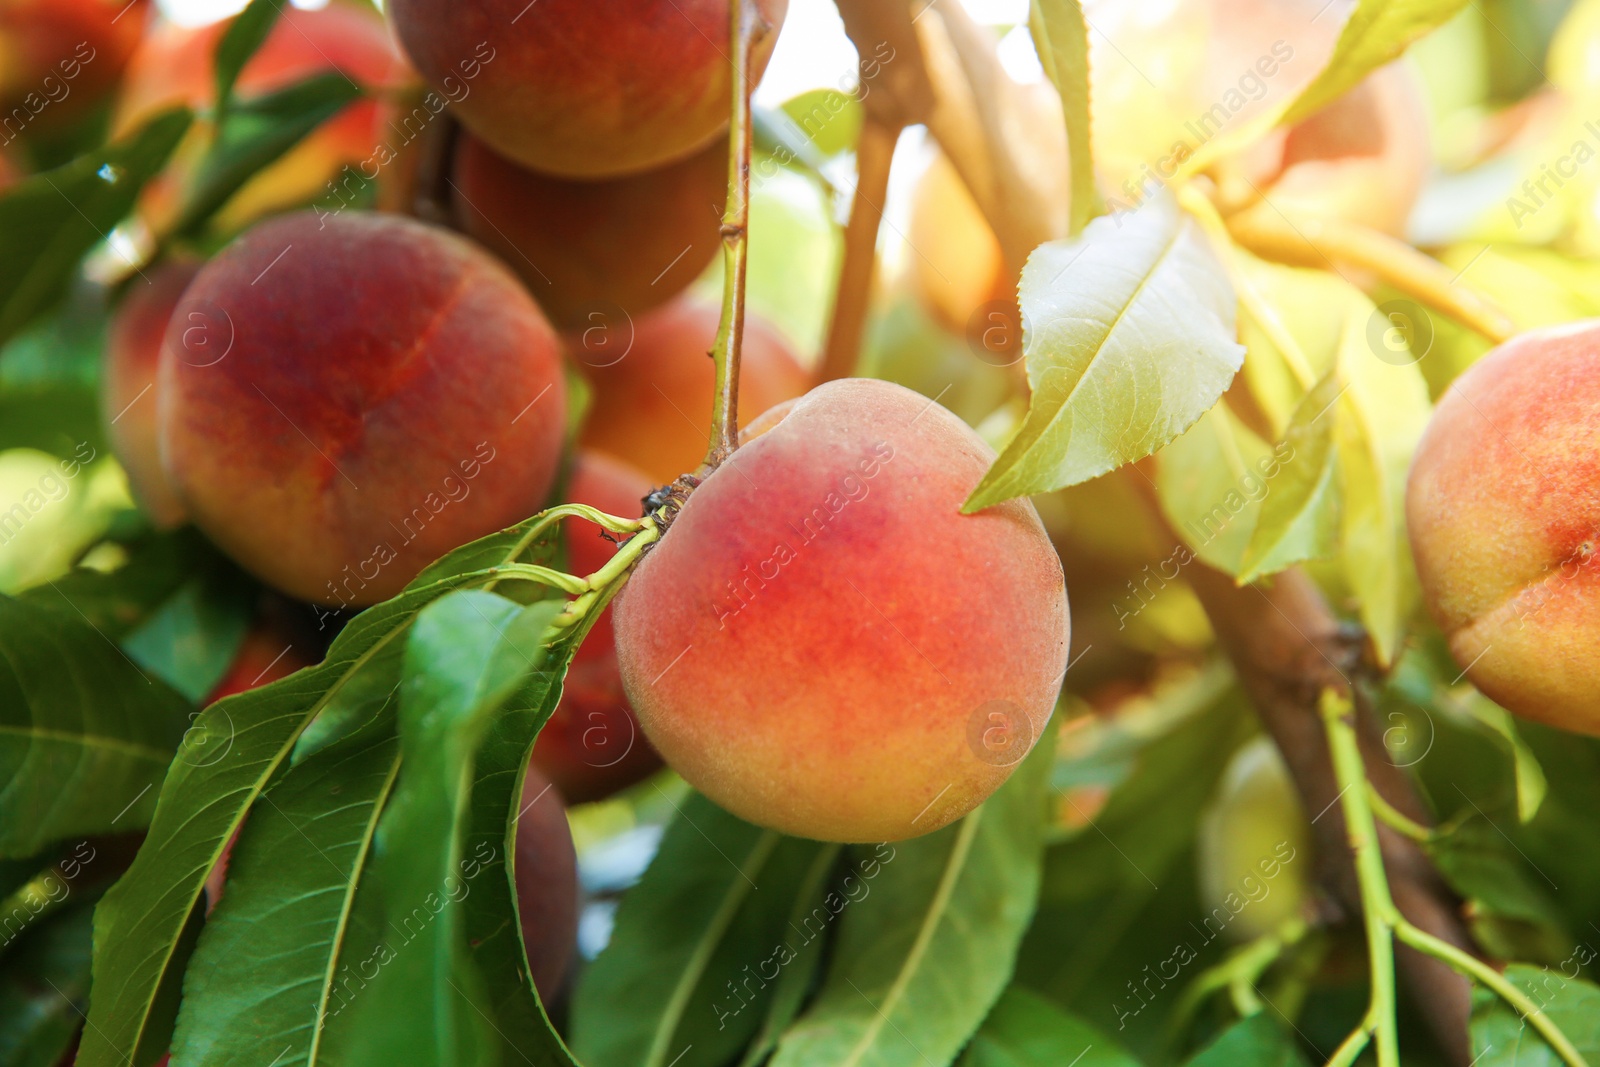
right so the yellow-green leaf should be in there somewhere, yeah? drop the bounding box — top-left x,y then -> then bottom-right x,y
965,190 -> 1243,512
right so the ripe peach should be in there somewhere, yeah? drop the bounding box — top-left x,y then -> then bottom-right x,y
1087,0 -> 1428,238
112,4 -> 411,230
534,451 -> 663,803
387,0 -> 787,178
1407,322 -> 1600,734
575,297 -> 810,485
103,258 -> 199,528
159,211 -> 567,607
612,378 -> 1069,842
0,0 -> 148,136
451,131 -> 725,331
515,762 -> 580,1002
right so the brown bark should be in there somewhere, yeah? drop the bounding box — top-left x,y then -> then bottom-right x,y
1187,565 -> 1474,1065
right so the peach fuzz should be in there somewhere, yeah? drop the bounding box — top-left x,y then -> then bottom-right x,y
452,131 -> 725,331
534,451 -> 663,803
1407,321 -> 1600,733
103,258 -> 198,528
612,378 -> 1069,842
387,0 -> 787,178
159,211 -> 566,607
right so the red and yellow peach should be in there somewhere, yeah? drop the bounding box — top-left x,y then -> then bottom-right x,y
159,211 -> 567,606
613,378 -> 1069,842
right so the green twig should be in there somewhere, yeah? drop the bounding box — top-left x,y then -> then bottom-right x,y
1321,689 -> 1400,1067
1367,784 -> 1437,844
1393,921 -> 1590,1067
704,0 -> 770,471
1319,689 -> 1591,1067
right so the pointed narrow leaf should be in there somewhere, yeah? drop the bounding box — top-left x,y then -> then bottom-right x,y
1180,0 -> 1469,179
1280,0 -> 1470,127
770,728 -> 1056,1067
79,554 -> 556,1067
0,108 -> 193,345
1029,0 -> 1098,234
212,0 -> 283,125
965,191 -> 1243,511
340,592 -> 563,1067
1155,402 -> 1273,575
0,596 -> 189,857
1237,369 -> 1344,582
173,74 -> 365,237
574,791 -> 838,1067
168,722 -> 400,1067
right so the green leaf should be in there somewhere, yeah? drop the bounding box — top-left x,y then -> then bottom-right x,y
1280,0 -> 1471,127
17,528 -> 220,640
1236,257 -> 1430,663
168,720 -> 401,1067
771,92 -> 860,160
573,792 -> 838,1067
121,560 -> 255,704
1029,0 -> 1099,235
965,190 -> 1243,511
1015,668 -> 1254,1057
736,843 -> 845,1067
212,0 -> 284,126
0,108 -> 193,346
340,591 -> 563,1067
959,986 -> 1140,1067
1236,370 -> 1343,582
0,901 -> 94,1067
0,595 -> 190,858
1458,693 -> 1548,824
79,514 -> 564,1067
769,726 -> 1057,1067
1155,402 -> 1273,575
173,73 -> 364,238
1183,1013 -> 1309,1066
1469,965 -> 1600,1066
1179,0 -> 1468,179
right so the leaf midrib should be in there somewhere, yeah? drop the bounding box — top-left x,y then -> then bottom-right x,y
645,829 -> 783,1067
305,748 -> 402,1065
839,809 -> 985,1067
0,723 -> 174,764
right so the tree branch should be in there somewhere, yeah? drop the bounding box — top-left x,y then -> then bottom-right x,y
1184,564 -> 1474,1065
819,118 -> 900,382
